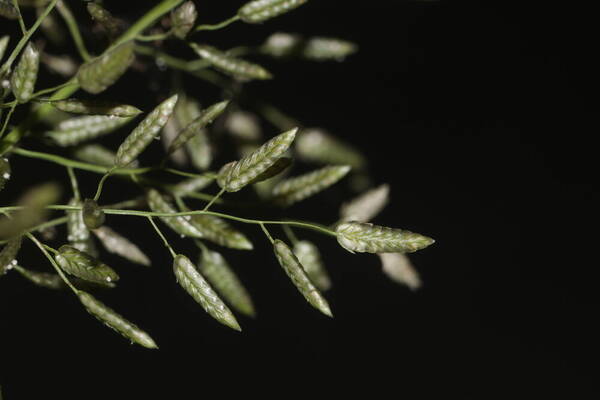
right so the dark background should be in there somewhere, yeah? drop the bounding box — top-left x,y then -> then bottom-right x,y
1,1 -> 597,398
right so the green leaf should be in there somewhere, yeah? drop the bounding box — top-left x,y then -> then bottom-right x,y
272,165 -> 351,206
11,42 -> 40,103
238,0 -> 309,24
335,222 -> 435,254
190,43 -> 273,80
77,41 -> 135,94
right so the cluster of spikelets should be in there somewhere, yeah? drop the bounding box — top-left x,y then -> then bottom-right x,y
1,0 -> 434,349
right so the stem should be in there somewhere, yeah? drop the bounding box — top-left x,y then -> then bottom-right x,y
282,225 -> 299,245
56,0 -> 92,61
0,103 -> 16,139
203,188 -> 225,211
0,81 -> 76,109
12,0 -> 27,35
259,223 -> 275,244
93,167 -> 117,202
137,30 -> 172,42
194,15 -> 240,32
147,217 -> 176,258
66,166 -> 80,200
26,233 -> 79,294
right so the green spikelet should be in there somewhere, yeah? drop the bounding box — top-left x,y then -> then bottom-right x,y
50,99 -> 142,117
295,128 -> 366,169
238,0 -> 309,24
0,36 -> 9,62
78,291 -> 158,349
190,44 -> 272,80
171,175 -> 215,197
77,41 -> 134,94
93,226 -> 151,266
168,100 -> 229,154
188,214 -> 253,250
293,240 -> 331,291
217,128 -> 297,192
115,95 -> 178,167
339,184 -> 390,222
48,115 -> 133,147
197,248 -> 256,317
302,37 -> 358,61
335,222 -> 435,254
173,254 -> 241,331
0,157 -> 10,193
0,236 -> 22,276
14,265 -> 65,290
86,3 -> 124,38
73,144 -> 139,168
55,245 -> 119,284
378,253 -> 422,291
11,42 -> 39,103
171,1 -> 197,39
273,239 -> 332,317
146,189 -> 204,238
272,165 -> 351,206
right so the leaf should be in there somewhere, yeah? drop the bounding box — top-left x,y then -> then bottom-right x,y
78,291 -> 158,349
273,239 -> 332,317
302,37 -> 358,61
0,157 -> 10,193
238,0 -> 309,24
272,165 -> 351,206
295,128 -> 366,169
217,127 -> 297,192
167,100 -> 229,154
55,245 -> 119,284
173,254 -> 241,331
77,41 -> 135,94
0,237 -> 22,276
339,184 -> 390,222
10,42 -> 39,103
47,115 -> 133,147
73,144 -> 139,168
197,248 -> 256,317
93,226 -> 151,266
378,253 -> 422,291
115,95 -> 178,167
0,35 -> 9,62
190,44 -> 272,80
188,214 -> 253,250
14,265 -> 65,290
171,1 -> 197,39
335,222 -> 435,254
293,240 -> 332,291
145,189 -> 204,238
171,175 -> 215,197
82,198 -> 105,229
50,99 -> 142,117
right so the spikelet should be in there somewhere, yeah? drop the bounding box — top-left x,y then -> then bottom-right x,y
188,214 -> 253,250
335,222 -> 434,254
0,1 -> 18,19
93,226 -> 150,266
171,175 -> 214,197
77,41 -> 134,94
238,0 -> 308,24
40,53 -> 78,77
0,36 -> 9,62
260,32 -> 302,58
173,254 -> 241,331
339,184 -> 390,222
86,2 -> 124,39
171,1 -> 197,39
217,128 -> 297,192
47,115 -> 133,147
55,245 -> 119,284
0,237 -> 21,276
73,144 -> 139,168
197,248 -> 256,317
302,37 -> 358,61
67,198 -> 90,244
378,253 -> 422,291
82,198 -> 105,229
10,42 -> 39,103
146,189 -> 204,238
272,165 -> 351,206
50,99 -> 142,117
273,239 -> 332,317
248,157 -> 292,185
115,95 -> 178,167
225,110 -> 262,141
295,128 -> 366,169
186,128 -> 213,171
14,265 -> 65,290
78,291 -> 158,349
293,240 -> 331,291
190,44 -> 272,80
168,100 -> 229,154
0,157 -> 10,192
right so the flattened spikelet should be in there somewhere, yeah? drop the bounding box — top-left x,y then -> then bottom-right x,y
50,99 -> 142,117
87,3 -> 124,38
217,128 -> 297,192
173,254 -> 241,331
14,265 -> 65,290
11,42 -> 39,103
302,37 -> 358,61
171,175 -> 214,196
238,0 -> 308,24
168,100 -> 229,154
198,249 -> 256,317
67,198 -> 90,243
0,36 -> 9,62
73,144 -> 140,167
190,44 -> 272,80
0,157 -> 10,192
0,1 -> 18,19
146,189 -> 204,238
340,184 -> 390,222
261,32 -> 302,58
0,237 -> 22,275
378,253 -> 422,290
77,41 -> 134,94
82,198 -> 105,229
294,240 -> 331,291
336,222 -> 434,254
78,291 -> 158,349
189,215 -> 253,250
48,115 -> 133,147
295,128 -> 366,169
171,1 -> 197,39
273,240 -> 332,317
93,226 -> 150,266
248,156 -> 292,185
272,165 -> 351,206
115,95 -> 178,167
56,245 -> 119,284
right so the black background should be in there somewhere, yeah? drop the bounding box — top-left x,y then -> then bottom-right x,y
1,1 -> 597,398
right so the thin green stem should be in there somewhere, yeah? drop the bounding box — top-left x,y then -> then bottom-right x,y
93,167 -> 117,202
26,233 -> 79,294
66,166 -> 80,200
260,223 -> 275,244
282,224 -> 299,245
194,15 -> 240,32
203,187 -> 225,211
137,30 -> 173,42
12,0 -> 27,35
0,81 -> 76,109
0,103 -> 16,139
147,216 -> 176,258
56,0 -> 92,61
